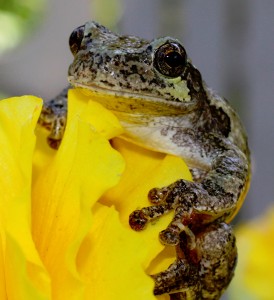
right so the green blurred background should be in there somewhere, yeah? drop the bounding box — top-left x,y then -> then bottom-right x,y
0,0 -> 274,299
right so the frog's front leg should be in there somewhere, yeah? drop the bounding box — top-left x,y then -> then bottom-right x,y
38,88 -> 68,149
152,222 -> 237,299
129,132 -> 249,245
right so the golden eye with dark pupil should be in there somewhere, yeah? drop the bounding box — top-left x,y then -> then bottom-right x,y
154,42 -> 187,78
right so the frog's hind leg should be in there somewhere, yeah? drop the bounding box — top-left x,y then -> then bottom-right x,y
38,87 -> 68,149
197,222 -> 237,299
151,226 -> 201,299
169,293 -> 189,300
151,257 -> 201,298
151,222 -> 237,300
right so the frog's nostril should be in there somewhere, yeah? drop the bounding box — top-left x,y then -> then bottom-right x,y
69,25 -> 85,56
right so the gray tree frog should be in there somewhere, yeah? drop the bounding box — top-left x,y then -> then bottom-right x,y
38,21 -> 251,299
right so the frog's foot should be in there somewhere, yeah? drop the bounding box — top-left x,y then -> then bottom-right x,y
151,257 -> 201,297
38,88 -> 68,149
151,223 -> 237,299
129,179 -> 227,245
129,203 -> 171,231
39,112 -> 66,149
128,185 -> 176,232
169,293 -> 190,300
46,115 -> 66,149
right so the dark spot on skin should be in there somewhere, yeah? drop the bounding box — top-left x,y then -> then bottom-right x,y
146,45 -> 152,53
105,55 -> 111,63
130,64 -> 138,73
94,53 -> 103,66
100,80 -> 115,87
124,54 -> 139,63
209,105 -> 231,137
140,75 -> 146,83
182,63 -> 204,97
202,178 -> 234,204
149,78 -> 167,89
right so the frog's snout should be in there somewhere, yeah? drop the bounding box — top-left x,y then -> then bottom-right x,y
69,25 -> 85,56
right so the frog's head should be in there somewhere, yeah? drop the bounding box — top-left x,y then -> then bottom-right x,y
68,21 -> 206,115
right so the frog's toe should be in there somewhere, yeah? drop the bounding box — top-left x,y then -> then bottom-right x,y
47,137 -> 62,150
148,187 -> 168,204
129,210 -> 149,231
159,228 -> 180,245
129,204 -> 172,231
151,257 -> 200,296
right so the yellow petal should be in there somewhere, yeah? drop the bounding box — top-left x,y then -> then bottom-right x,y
33,88 -> 124,184
70,88 -> 124,139
0,228 -> 6,299
32,90 -> 125,300
77,203 -> 155,300
0,96 -> 50,300
228,208 -> 274,300
32,125 -> 57,183
101,138 -> 192,275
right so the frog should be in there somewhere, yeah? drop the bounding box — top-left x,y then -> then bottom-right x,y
38,21 -> 250,299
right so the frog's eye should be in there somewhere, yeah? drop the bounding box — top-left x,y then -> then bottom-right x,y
154,42 -> 187,78
69,25 -> 85,56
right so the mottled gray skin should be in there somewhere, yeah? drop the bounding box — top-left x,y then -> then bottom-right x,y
38,88 -> 68,149
39,21 -> 250,299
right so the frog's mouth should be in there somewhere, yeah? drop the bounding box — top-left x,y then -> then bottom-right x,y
68,78 -> 198,117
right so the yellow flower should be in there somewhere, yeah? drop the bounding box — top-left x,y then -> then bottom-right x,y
228,208 -> 274,300
0,89 -> 191,300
